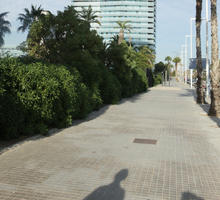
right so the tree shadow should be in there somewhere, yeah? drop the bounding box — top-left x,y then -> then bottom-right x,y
0,88 -> 151,154
181,192 -> 204,200
118,92 -> 148,104
0,105 -> 111,154
83,169 -> 128,200
180,88 -> 220,128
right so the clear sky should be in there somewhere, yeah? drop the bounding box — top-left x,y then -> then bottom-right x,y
1,0 -> 220,62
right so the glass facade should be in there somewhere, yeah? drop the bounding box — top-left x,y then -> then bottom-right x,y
73,0 -> 156,48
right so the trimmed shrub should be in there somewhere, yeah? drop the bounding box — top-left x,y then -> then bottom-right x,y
0,57 -> 87,139
100,69 -> 121,104
154,73 -> 162,85
131,67 -> 148,93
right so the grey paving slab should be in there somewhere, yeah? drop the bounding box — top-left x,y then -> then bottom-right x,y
1,82 -> 220,200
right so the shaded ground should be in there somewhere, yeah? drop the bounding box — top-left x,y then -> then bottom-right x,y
0,82 -> 220,200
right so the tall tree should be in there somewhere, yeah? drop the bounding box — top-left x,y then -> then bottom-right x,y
165,56 -> 172,66
115,21 -> 132,44
196,0 -> 205,104
0,12 -> 11,47
79,5 -> 101,26
17,5 -> 43,32
136,46 -> 155,69
165,56 -> 172,81
208,0 -> 220,116
173,57 -> 181,78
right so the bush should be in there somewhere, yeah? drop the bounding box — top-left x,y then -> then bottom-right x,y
132,67 -> 148,93
154,73 -> 162,85
146,68 -> 154,87
0,57 -> 87,139
100,68 -> 121,104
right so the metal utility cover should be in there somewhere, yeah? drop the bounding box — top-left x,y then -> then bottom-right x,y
133,138 -> 157,145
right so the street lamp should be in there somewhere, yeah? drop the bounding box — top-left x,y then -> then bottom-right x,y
205,0 -> 210,98
190,18 -> 196,88
185,35 -> 191,84
181,45 -> 185,82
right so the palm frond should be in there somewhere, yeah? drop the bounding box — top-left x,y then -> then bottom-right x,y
17,5 -> 44,32
0,12 -> 9,18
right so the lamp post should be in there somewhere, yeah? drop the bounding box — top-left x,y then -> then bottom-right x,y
190,18 -> 196,88
185,35 -> 191,84
181,45 -> 185,82
205,0 -> 210,98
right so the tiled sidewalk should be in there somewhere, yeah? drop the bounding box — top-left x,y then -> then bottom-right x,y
1,84 -> 220,200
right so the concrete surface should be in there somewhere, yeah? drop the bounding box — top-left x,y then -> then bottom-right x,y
0,82 -> 220,200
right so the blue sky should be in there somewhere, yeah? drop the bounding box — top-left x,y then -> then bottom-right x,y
1,0 -> 220,62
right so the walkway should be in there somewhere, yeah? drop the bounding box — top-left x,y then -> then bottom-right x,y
1,83 -> 220,200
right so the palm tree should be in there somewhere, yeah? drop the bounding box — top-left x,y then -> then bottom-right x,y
0,12 -> 11,47
165,56 -> 172,66
137,46 -> 155,68
196,0 -> 205,104
17,5 -> 43,32
165,56 -> 172,81
115,21 -> 132,44
173,57 -> 181,78
208,0 -> 220,116
79,5 -> 101,26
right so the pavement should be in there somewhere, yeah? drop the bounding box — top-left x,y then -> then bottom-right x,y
1,81 -> 220,200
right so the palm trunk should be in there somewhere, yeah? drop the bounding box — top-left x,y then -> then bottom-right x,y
175,63 -> 178,78
118,29 -> 124,44
208,0 -> 220,117
196,0 -> 205,104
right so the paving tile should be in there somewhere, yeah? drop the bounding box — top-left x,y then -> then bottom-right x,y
0,81 -> 220,199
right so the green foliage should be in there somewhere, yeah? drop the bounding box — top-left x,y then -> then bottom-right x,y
106,41 -> 148,97
17,5 -> 44,32
0,12 -> 11,47
173,57 -> 181,65
154,62 -> 166,74
79,5 -> 101,26
135,46 -> 155,69
1,6 -> 155,140
146,68 -> 154,87
0,57 -> 89,139
131,67 -> 148,93
154,74 -> 162,85
16,41 -> 28,53
165,56 -> 172,64
100,68 -> 121,104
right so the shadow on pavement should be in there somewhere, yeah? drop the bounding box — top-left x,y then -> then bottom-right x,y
0,105 -> 111,154
83,169 -> 128,200
180,88 -> 220,128
181,192 -> 204,200
0,89 -> 151,154
118,91 -> 150,104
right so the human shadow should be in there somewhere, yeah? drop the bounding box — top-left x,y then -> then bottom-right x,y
83,169 -> 128,200
181,192 -> 204,200
179,88 -> 220,128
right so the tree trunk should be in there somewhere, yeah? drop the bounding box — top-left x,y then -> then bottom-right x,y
175,63 -> 178,78
196,0 -> 205,104
208,0 -> 220,117
118,29 -> 124,44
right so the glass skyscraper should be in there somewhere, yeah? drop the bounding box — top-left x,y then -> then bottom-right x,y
73,0 -> 156,48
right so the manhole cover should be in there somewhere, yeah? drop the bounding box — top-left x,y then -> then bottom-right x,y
133,138 -> 157,145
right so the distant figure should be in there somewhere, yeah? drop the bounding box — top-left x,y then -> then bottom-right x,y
83,169 -> 128,200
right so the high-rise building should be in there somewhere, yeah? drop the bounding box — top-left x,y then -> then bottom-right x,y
73,0 -> 156,48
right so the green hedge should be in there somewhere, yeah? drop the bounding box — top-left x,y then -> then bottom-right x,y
0,57 -> 89,139
154,73 -> 163,86
0,43 -> 150,140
